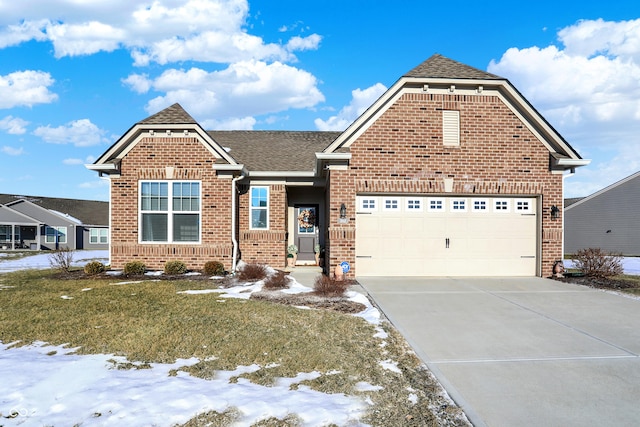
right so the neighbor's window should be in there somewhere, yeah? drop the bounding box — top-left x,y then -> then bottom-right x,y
250,186 -> 269,229
45,226 -> 67,244
140,181 -> 200,243
90,228 -> 108,244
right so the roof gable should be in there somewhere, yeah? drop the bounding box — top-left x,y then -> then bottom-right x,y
404,54 -> 502,80
323,54 -> 587,169
566,171 -> 640,211
89,103 -> 238,174
0,204 -> 40,224
0,194 -> 108,225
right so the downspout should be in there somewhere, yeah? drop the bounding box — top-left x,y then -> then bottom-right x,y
231,171 -> 246,273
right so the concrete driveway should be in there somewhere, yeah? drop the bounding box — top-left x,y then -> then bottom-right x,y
358,277 -> 640,427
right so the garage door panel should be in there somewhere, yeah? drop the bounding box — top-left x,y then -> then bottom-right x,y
356,195 -> 538,277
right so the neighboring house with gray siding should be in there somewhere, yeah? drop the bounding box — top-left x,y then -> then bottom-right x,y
0,194 -> 109,251
565,171 -> 640,255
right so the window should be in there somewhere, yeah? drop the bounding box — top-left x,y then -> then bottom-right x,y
473,199 -> 488,211
0,225 -> 19,242
515,200 -> 532,213
90,228 -> 108,244
45,226 -> 67,244
451,199 -> 467,212
428,198 -> 445,211
494,199 -> 510,212
250,186 -> 269,229
443,110 -> 460,146
406,199 -> 423,211
360,198 -> 377,211
383,198 -> 399,211
140,181 -> 200,242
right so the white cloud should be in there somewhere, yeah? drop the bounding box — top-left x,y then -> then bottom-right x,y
122,73 -> 152,94
0,115 -> 29,134
63,155 -> 96,165
143,60 -> 324,122
34,119 -> 108,147
0,1 -> 317,67
1,145 -> 25,156
201,116 -> 256,130
488,18 -> 640,197
79,179 -> 110,189
314,83 -> 387,131
0,70 -> 58,108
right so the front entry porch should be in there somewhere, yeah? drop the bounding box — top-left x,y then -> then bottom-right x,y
287,187 -> 324,268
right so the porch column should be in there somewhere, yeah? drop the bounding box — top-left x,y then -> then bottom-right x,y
11,224 -> 15,250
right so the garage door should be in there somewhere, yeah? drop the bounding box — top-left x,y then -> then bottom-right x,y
355,195 -> 538,276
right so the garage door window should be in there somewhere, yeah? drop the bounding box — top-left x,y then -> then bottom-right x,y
516,200 -> 532,213
383,198 -> 399,211
360,198 -> 377,211
494,199 -> 510,212
451,199 -> 467,212
428,198 -> 445,211
406,199 -> 423,211
473,199 -> 488,211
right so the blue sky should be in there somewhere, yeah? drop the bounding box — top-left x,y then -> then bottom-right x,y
0,0 -> 638,202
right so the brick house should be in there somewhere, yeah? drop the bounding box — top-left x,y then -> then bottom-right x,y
88,54 -> 588,277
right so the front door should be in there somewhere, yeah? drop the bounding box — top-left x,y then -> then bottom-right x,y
295,206 -> 318,263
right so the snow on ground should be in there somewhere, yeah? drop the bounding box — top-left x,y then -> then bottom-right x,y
0,252 -> 378,426
563,257 -> 640,275
0,250 -> 109,273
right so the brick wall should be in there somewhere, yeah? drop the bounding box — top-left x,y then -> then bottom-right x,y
109,135 -> 234,271
237,183 -> 288,268
327,92 -> 564,277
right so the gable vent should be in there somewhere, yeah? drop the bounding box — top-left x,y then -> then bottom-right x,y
443,110 -> 460,147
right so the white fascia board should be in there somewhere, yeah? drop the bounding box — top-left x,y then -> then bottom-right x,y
554,158 -> 591,167
93,123 -> 239,167
85,163 -> 118,171
315,153 -> 351,160
212,164 -> 246,172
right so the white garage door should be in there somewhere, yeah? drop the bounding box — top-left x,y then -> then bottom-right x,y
355,195 -> 538,277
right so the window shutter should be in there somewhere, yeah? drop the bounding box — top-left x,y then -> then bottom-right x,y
443,110 -> 460,146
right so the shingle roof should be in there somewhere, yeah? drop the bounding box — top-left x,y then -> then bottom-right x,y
208,131 -> 341,172
0,194 -> 108,226
138,103 -> 197,125
404,54 -> 502,80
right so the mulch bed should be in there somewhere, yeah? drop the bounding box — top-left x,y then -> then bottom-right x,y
553,275 -> 637,290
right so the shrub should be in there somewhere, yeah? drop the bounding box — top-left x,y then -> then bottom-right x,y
573,248 -> 624,278
203,260 -> 225,276
124,261 -> 146,276
164,260 -> 187,275
49,248 -> 75,273
263,270 -> 290,290
313,274 -> 349,297
237,263 -> 268,282
84,261 -> 106,275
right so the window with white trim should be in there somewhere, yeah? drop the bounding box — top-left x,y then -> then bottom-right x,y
383,198 -> 399,211
250,186 -> 269,230
494,199 -> 510,212
406,198 -> 423,211
450,199 -> 467,212
45,226 -> 67,244
140,181 -> 200,242
472,199 -> 488,211
515,199 -> 532,213
443,110 -> 460,147
90,228 -> 108,244
360,198 -> 377,211
428,198 -> 445,211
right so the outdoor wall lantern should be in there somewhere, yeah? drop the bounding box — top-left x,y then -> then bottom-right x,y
340,203 -> 347,219
550,205 -> 560,220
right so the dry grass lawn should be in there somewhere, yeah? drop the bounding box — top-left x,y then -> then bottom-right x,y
0,269 -> 470,426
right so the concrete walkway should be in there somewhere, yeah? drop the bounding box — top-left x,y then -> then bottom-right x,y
358,277 -> 640,427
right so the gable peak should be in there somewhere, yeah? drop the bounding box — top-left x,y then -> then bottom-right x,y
138,103 -> 198,125
404,53 -> 503,80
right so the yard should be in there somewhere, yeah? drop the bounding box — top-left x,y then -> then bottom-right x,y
0,260 -> 469,427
